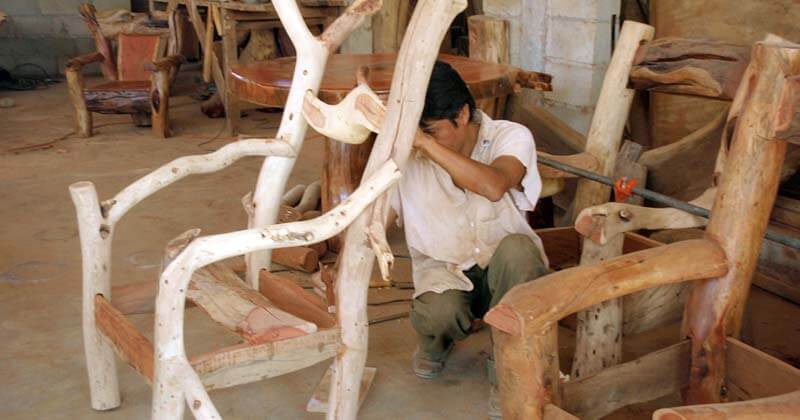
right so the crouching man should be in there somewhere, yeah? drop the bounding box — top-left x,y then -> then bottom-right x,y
388,61 -> 550,418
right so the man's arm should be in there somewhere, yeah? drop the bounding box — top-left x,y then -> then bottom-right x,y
415,132 -> 526,202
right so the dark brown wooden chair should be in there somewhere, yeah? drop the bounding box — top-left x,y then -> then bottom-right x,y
65,4 -> 185,138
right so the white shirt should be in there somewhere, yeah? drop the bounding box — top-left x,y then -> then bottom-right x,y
390,111 -> 549,297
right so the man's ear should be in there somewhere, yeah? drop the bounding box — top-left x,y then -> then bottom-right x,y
457,104 -> 470,127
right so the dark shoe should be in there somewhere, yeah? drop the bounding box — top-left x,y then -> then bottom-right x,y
412,343 -> 453,379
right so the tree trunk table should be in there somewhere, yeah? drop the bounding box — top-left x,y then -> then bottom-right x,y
231,52 -> 522,251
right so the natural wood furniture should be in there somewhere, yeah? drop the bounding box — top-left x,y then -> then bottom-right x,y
230,52 -> 551,250
71,1 -> 468,418
484,22 -> 800,419
65,4 -> 185,138
160,0 -> 343,123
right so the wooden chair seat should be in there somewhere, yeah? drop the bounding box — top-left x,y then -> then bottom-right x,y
186,262 -> 317,344
84,81 -> 150,114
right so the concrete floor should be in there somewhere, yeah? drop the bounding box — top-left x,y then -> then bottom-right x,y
1,74 -> 799,419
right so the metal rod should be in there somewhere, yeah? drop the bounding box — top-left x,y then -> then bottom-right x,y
538,155 -> 800,250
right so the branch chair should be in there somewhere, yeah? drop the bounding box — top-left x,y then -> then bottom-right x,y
71,0 -> 472,418
65,4 -> 186,138
483,22 -> 800,419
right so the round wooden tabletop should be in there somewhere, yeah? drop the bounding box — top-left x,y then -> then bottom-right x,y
231,53 -> 519,106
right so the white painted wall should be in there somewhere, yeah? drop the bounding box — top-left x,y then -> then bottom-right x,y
484,0 -> 620,135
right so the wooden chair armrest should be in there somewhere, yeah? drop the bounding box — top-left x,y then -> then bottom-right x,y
66,52 -> 105,72
485,239 -> 727,336
146,54 -> 184,73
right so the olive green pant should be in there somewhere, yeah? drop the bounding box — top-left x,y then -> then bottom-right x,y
410,234 -> 549,361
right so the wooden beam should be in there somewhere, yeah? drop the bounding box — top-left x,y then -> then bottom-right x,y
190,328 -> 339,390
258,271 -> 336,329
630,38 -> 750,100
725,337 -> 800,401
562,340 -> 691,420
95,295 -> 154,383
537,152 -> 599,179
505,96 -> 586,154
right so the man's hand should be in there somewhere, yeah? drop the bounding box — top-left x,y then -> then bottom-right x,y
413,130 -> 435,153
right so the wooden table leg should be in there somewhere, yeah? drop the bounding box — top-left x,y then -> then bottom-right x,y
321,134 -> 375,253
221,7 -> 240,135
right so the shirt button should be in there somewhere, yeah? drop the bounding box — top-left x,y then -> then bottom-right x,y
469,222 -> 475,228
474,247 -> 480,254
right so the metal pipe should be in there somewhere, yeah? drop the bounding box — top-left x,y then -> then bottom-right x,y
537,155 -> 800,250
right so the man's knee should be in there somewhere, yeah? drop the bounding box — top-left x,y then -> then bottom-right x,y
492,234 -> 541,268
411,290 -> 472,336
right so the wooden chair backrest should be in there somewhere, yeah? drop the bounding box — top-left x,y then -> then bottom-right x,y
117,33 -> 166,81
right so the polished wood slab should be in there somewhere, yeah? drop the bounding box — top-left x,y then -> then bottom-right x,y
231,53 -> 520,106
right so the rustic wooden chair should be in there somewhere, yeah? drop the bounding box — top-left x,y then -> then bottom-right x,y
65,4 -> 185,138
483,22 -> 800,419
70,1 -> 472,418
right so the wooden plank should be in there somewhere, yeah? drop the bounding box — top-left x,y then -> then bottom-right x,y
94,294 -> 155,383
654,390 -> 800,419
111,280 -> 158,315
725,337 -> 800,401
117,33 -> 165,81
258,271 -> 336,329
187,262 -> 317,344
190,328 -> 340,390
543,404 -> 579,420
562,340 -> 690,420
306,364 -> 376,413
505,95 -> 586,154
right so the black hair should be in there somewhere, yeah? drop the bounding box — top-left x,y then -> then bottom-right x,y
420,61 -> 477,130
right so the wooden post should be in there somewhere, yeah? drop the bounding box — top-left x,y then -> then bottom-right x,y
327,1 -> 467,419
149,56 -> 182,138
494,323 -> 560,419
221,7 -> 240,135
683,37 -> 799,404
70,182 -> 120,410
66,66 -> 93,138
569,21 -> 655,380
372,0 -> 400,53
467,15 -> 508,118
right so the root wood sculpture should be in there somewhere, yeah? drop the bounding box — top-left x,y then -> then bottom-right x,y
484,31 -> 800,419
71,0 -> 468,418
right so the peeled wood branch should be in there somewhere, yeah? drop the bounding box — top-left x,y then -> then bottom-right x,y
485,239 -> 727,337
630,38 -> 750,100
66,52 -> 105,70
105,139 -> 294,225
327,2 -> 467,418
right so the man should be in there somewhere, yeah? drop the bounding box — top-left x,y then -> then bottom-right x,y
389,61 -> 550,416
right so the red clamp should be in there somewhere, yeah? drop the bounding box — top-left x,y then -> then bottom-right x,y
614,176 -> 638,203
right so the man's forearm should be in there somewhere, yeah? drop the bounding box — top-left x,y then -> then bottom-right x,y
419,139 -> 509,201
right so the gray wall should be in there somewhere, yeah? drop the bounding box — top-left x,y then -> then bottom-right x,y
1,0 -> 130,78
